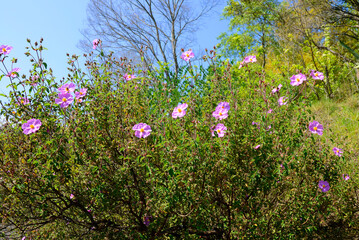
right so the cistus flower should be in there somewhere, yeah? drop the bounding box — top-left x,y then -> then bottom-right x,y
7,68 -> 20,78
58,83 -> 76,94
309,121 -> 323,135
213,123 -> 227,137
333,147 -> 343,157
172,103 -> 188,118
123,73 -> 136,81
278,96 -> 288,106
272,84 -> 282,93
70,194 -> 74,199
132,123 -> 152,138
17,97 -> 29,105
254,145 -> 261,149
0,45 -> 13,55
290,73 -> 306,86
212,108 -> 228,120
215,102 -> 230,112
22,119 -> 42,135
342,174 -> 350,181
181,50 -> 194,61
55,93 -> 74,108
267,108 -> 273,113
318,180 -> 330,192
93,39 -> 101,49
310,70 -> 324,80
243,55 -> 257,63
143,216 -> 151,226
75,88 -> 87,99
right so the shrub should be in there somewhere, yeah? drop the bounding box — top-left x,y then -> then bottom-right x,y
0,40 -> 357,239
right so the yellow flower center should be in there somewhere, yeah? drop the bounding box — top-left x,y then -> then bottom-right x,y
249,58 -> 252,61
2,48 -> 6,53
221,106 -> 224,109
217,130 -> 221,133
313,127 -> 317,131
337,150 -> 339,153
140,128 -> 144,133
322,184 -> 326,188
30,124 -> 35,129
65,87 -> 69,91
315,73 -> 318,76
62,97 -> 67,102
21,100 -> 24,104
219,112 -> 222,116
178,108 -> 182,113
80,92 -> 83,95
296,78 -> 300,82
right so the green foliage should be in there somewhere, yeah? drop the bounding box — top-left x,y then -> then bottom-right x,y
0,40 -> 358,239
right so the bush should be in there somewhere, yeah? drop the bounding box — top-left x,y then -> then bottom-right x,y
0,40 -> 357,239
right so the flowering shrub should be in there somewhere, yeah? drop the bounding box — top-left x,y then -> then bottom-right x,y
0,40 -> 358,239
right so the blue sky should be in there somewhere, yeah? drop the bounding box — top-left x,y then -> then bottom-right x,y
0,0 -> 229,97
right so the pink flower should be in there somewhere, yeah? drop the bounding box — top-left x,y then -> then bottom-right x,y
123,73 -> 136,81
267,109 -> 273,113
181,50 -> 194,61
333,147 -> 343,157
75,88 -> 87,99
93,39 -> 101,49
309,121 -> 323,135
0,45 -> 13,55
215,102 -> 230,112
132,123 -> 152,138
70,194 -> 74,199
22,119 -> 42,135
212,108 -> 228,120
172,103 -> 188,118
254,145 -> 261,149
238,61 -> 244,69
58,83 -> 76,94
17,97 -> 29,105
272,84 -> 282,93
290,73 -> 306,86
213,123 -> 227,137
243,55 -> 257,63
318,180 -> 330,192
310,70 -> 324,80
7,68 -> 20,78
55,93 -> 74,108
278,96 -> 288,106
342,174 -> 350,181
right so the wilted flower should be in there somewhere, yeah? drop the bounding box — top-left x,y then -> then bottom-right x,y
278,96 -> 288,106
93,39 -> 101,49
333,147 -> 343,157
58,83 -> 76,94
272,84 -> 282,93
55,93 -> 74,108
0,45 -> 13,55
254,145 -> 261,149
215,102 -> 230,112
310,70 -> 324,80
309,121 -> 323,135
212,108 -> 228,120
318,180 -> 330,192
172,103 -> 188,118
342,174 -> 350,181
7,68 -> 20,78
75,88 -> 87,99
132,123 -> 152,138
243,55 -> 257,63
144,216 -> 151,226
22,119 -> 42,135
290,73 -> 306,86
213,123 -> 227,137
181,50 -> 194,61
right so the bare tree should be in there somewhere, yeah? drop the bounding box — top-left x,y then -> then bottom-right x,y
81,0 -> 219,76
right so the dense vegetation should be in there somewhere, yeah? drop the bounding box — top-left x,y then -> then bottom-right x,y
1,0 -> 359,239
